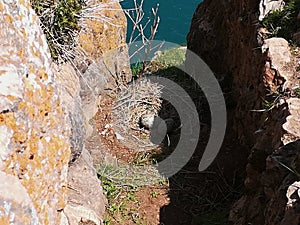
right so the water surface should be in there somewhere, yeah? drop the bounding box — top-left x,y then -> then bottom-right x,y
120,0 -> 202,44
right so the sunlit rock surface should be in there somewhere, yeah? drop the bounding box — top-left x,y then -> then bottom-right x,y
0,0 -> 71,224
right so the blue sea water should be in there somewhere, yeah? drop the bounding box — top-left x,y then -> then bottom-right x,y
120,0 -> 202,45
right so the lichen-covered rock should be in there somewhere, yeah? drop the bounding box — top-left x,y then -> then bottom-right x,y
0,171 -> 39,225
0,0 -> 131,224
76,0 -> 131,138
0,0 -> 71,224
78,0 -> 127,59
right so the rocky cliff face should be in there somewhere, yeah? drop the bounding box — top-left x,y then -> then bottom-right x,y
0,0 -> 71,224
187,0 -> 300,224
0,0 -> 130,224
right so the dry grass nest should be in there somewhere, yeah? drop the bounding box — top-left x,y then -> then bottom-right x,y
112,77 -> 163,151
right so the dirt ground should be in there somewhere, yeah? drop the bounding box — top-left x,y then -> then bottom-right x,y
94,97 -> 170,225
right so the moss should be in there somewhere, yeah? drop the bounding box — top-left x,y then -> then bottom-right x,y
262,0 -> 300,42
30,0 -> 85,60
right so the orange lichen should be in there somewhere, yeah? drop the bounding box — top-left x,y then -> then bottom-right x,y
3,14 -> 13,24
38,67 -> 48,80
18,213 -> 32,225
0,216 -> 10,225
6,95 -> 18,101
0,0 -> 128,223
78,1 -> 126,59
2,73 -> 71,225
0,112 -> 17,130
13,130 -> 27,144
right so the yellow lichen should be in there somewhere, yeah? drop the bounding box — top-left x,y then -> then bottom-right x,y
78,1 -> 126,59
3,14 -> 13,24
0,215 -> 10,225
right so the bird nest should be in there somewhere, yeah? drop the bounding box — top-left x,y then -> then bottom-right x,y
112,77 -> 163,151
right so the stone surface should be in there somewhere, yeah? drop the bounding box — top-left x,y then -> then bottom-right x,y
64,148 -> 107,225
0,0 -> 130,224
0,0 -> 71,224
283,98 -> 300,139
262,38 -> 290,91
293,31 -> 300,45
52,63 -> 85,163
0,171 -> 39,224
61,205 -> 101,225
187,0 -> 300,224
78,0 -> 127,59
259,0 -> 285,21
79,45 -> 131,125
77,0 -> 131,138
60,0 -> 130,223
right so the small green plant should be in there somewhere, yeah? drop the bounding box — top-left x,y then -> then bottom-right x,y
131,62 -> 144,77
30,0 -> 85,60
98,163 -> 166,224
151,191 -> 158,198
103,218 -> 112,225
101,177 -> 118,199
294,87 -> 300,97
262,0 -> 300,41
263,91 -> 283,111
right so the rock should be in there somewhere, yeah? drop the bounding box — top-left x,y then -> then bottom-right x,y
261,141 -> 300,225
283,98 -> 300,139
60,0 -> 131,222
187,0 -> 300,224
293,31 -> 300,46
76,0 -> 131,139
64,148 -> 107,225
262,38 -> 291,76
262,38 -> 290,91
62,205 -> 101,225
0,0 -> 71,224
259,0 -> 285,21
52,63 -> 85,163
0,171 -> 39,224
286,181 -> 300,208
283,181 -> 300,225
78,0 -> 127,60
79,46 -> 132,128
0,0 -> 132,224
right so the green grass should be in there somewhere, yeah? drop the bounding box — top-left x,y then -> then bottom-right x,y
130,46 -> 187,79
131,62 -> 144,77
98,161 -> 167,225
101,175 -> 139,225
154,46 -> 186,68
294,87 -> 300,98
